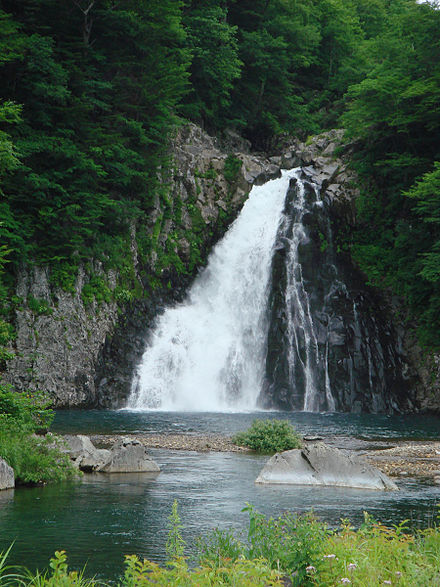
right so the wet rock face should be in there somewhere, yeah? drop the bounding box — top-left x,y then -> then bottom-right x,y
261,173 -> 416,413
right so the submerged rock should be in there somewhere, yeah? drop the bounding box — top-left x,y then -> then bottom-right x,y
0,457 -> 14,490
255,442 -> 398,491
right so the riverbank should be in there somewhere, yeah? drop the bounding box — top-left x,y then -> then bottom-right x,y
364,442 -> 440,480
89,433 -> 440,480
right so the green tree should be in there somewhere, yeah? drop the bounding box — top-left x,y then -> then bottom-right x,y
0,0 -> 189,270
341,0 -> 440,345
227,0 -> 321,146
182,0 -> 242,129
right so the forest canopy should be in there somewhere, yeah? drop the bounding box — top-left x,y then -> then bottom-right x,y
0,0 -> 439,345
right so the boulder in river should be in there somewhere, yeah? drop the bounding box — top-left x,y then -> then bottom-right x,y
98,437 -> 160,473
0,457 -> 14,490
62,434 -> 111,472
255,442 -> 398,491
62,435 -> 160,473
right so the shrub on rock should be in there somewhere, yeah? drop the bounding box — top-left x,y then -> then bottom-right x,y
232,419 -> 302,453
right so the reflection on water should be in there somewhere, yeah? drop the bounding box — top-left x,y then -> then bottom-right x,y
1,410 -> 439,581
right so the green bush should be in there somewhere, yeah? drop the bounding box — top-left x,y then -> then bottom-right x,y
232,419 -> 302,453
196,505 -> 326,586
244,505 -> 327,586
196,528 -> 243,567
0,383 -> 78,485
223,154 -> 242,184
0,431 -> 77,485
27,296 -> 53,316
0,385 -> 53,433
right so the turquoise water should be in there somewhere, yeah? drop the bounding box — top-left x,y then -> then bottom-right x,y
51,409 -> 440,440
1,410 -> 440,581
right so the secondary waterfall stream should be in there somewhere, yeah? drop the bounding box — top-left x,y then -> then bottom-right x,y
129,168 -> 412,413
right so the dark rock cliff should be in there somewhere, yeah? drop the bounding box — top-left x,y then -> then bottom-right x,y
271,130 -> 435,413
260,173 -> 416,413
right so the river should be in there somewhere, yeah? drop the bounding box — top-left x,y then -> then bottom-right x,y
1,410 -> 439,581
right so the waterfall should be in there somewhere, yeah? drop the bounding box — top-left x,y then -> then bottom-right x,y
128,167 -> 411,414
262,174 -> 338,411
261,171 -> 410,413
128,171 -> 294,411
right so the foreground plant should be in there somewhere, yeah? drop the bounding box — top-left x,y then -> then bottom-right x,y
122,555 -> 282,586
1,505 -> 440,585
197,505 -> 327,586
197,507 -> 440,587
318,514 -> 440,587
232,419 -> 302,453
0,543 -> 28,587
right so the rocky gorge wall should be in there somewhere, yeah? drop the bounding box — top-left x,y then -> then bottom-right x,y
3,123 -> 280,407
3,124 -> 440,412
276,131 -> 438,413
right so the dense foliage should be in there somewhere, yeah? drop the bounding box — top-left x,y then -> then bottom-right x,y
232,419 -> 302,453
0,384 -> 77,484
340,1 -> 440,346
1,505 -> 440,585
0,0 -> 440,359
0,0 -> 188,270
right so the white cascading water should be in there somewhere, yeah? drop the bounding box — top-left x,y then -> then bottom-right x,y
283,178 -> 321,411
267,174 -> 336,411
128,170 -> 296,411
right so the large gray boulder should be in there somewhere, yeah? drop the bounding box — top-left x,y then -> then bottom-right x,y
0,457 -> 14,490
255,442 -> 398,491
62,434 -> 160,473
62,434 -> 100,460
61,434 -> 111,471
98,437 -> 160,473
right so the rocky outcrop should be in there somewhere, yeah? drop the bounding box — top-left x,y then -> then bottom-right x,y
275,130 -> 435,412
62,435 -> 160,473
260,167 -> 416,413
62,435 -> 111,471
0,457 -> 14,490
255,442 -> 398,491
390,309 -> 440,413
98,437 -> 160,473
4,123 -> 279,408
6,265 -> 119,407
4,123 -> 438,412
276,129 -> 359,227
